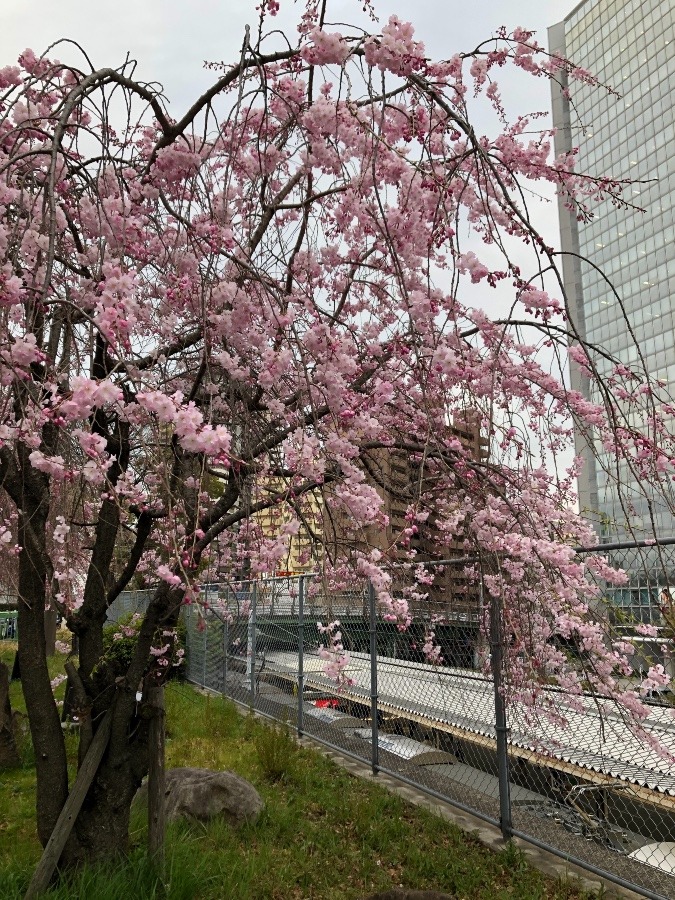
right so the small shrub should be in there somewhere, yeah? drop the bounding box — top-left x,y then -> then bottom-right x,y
99,613 -> 186,680
497,841 -> 528,873
54,625 -> 75,655
252,716 -> 297,782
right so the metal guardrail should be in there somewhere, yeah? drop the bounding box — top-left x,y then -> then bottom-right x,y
0,611 -> 18,640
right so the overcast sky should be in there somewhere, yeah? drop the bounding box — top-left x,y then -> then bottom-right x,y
4,0 -> 564,120
3,3 -> 573,320
2,0 -> 569,252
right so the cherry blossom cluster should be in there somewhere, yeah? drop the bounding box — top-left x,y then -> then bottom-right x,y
317,620 -> 354,686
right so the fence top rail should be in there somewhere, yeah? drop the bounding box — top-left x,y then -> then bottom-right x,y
392,539 -> 675,566
406,539 -> 675,565
357,540 -> 675,570
116,535 -> 675,594
574,537 -> 675,553
114,536 -> 675,610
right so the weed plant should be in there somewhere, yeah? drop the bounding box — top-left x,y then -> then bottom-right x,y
250,714 -> 297,782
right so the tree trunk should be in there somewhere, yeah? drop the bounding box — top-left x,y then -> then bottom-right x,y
147,683 -> 166,869
44,607 -> 58,658
15,458 -> 81,859
68,695 -> 150,863
27,547 -> 177,868
65,583 -> 184,863
17,522 -> 69,841
24,705 -> 115,899
0,661 -> 19,768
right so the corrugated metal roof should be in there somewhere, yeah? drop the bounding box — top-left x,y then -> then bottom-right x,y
265,650 -> 675,795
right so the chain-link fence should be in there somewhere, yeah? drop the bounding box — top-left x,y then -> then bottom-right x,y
106,589 -> 154,623
506,539 -> 675,900
115,539 -> 675,899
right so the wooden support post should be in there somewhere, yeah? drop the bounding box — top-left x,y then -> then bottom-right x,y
24,704 -> 114,900
11,649 -> 20,682
147,683 -> 166,873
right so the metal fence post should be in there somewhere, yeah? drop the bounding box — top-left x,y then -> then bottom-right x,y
248,581 -> 257,707
298,575 -> 305,737
182,603 -> 190,681
486,574 -> 512,840
223,614 -> 229,694
202,610 -> 208,688
369,580 -> 379,774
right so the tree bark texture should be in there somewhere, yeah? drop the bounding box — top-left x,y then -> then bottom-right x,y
15,454 -> 75,852
0,661 -> 19,768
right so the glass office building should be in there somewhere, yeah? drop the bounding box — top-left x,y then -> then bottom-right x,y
550,0 -> 675,542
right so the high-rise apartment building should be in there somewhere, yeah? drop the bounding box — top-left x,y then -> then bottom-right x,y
550,0 -> 675,542
323,413 -> 488,619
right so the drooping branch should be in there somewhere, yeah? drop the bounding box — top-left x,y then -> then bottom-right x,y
106,512 -> 154,606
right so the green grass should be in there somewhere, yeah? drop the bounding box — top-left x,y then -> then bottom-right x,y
0,639 -> 77,878
0,641 -> 599,899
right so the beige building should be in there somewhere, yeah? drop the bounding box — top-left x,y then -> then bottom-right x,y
251,478 -> 324,575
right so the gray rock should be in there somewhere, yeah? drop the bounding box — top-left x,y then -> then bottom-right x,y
135,767 -> 264,827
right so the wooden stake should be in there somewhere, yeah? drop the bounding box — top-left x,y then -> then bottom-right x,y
147,683 -> 166,873
24,704 -> 114,900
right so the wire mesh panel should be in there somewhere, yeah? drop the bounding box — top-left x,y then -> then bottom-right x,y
182,602 -> 203,687
252,576 -> 374,768
361,607 -> 501,824
507,699 -> 675,897
106,589 -> 154,623
231,566 -> 506,825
